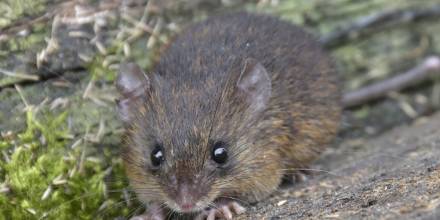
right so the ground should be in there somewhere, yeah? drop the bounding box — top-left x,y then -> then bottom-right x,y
242,112 -> 440,219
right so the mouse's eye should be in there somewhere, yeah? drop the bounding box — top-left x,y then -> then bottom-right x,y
151,144 -> 164,167
212,141 -> 228,165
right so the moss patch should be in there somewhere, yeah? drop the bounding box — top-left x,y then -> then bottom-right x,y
0,108 -> 136,219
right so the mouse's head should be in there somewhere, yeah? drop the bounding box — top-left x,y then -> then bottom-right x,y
116,59 -> 280,213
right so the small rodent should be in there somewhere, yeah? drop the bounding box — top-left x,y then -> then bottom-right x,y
116,12 -> 341,220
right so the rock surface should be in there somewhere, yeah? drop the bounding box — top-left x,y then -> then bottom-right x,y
241,113 -> 440,219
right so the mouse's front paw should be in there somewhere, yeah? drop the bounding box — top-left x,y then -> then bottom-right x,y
129,203 -> 165,220
195,201 -> 246,220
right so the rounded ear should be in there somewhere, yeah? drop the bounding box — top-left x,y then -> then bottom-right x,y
237,58 -> 272,112
116,62 -> 150,122
116,62 -> 150,99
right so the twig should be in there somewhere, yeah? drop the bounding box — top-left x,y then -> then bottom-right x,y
14,84 -> 30,109
121,13 -> 153,33
0,12 -> 54,42
342,56 -> 440,108
321,5 -> 440,49
0,65 -> 86,92
0,68 -> 39,81
0,0 -> 79,42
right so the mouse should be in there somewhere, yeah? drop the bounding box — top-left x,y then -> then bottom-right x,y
115,12 -> 341,220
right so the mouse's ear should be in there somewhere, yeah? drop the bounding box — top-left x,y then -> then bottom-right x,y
116,62 -> 150,98
116,62 -> 150,122
236,58 -> 272,112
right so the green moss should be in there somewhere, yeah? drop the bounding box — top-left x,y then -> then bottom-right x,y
0,108 -> 135,219
0,0 -> 48,28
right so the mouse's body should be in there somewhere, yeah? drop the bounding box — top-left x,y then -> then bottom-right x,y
116,12 -> 341,219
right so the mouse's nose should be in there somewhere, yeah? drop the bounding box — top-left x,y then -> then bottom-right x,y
175,183 -> 197,212
180,202 -> 194,211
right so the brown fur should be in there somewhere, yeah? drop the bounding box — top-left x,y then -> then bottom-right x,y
118,12 -> 341,214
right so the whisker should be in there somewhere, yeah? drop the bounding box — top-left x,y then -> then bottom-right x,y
95,197 -> 140,218
125,203 -> 146,219
216,196 -> 250,206
278,168 -> 343,177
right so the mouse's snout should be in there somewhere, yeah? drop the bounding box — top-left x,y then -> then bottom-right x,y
166,173 -> 212,213
175,182 -> 198,212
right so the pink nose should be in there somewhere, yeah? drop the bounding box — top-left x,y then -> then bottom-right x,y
176,183 -> 197,211
180,203 -> 194,211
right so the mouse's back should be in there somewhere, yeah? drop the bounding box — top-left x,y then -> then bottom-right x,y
152,12 -> 341,165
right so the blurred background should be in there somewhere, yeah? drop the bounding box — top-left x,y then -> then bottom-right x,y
1,0 -> 440,219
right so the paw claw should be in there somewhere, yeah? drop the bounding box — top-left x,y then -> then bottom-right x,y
130,203 -> 165,220
207,209 -> 216,220
230,201 -> 246,214
196,201 -> 246,220
130,214 -> 164,220
221,206 -> 233,219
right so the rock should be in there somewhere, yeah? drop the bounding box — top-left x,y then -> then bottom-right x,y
241,113 -> 440,219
